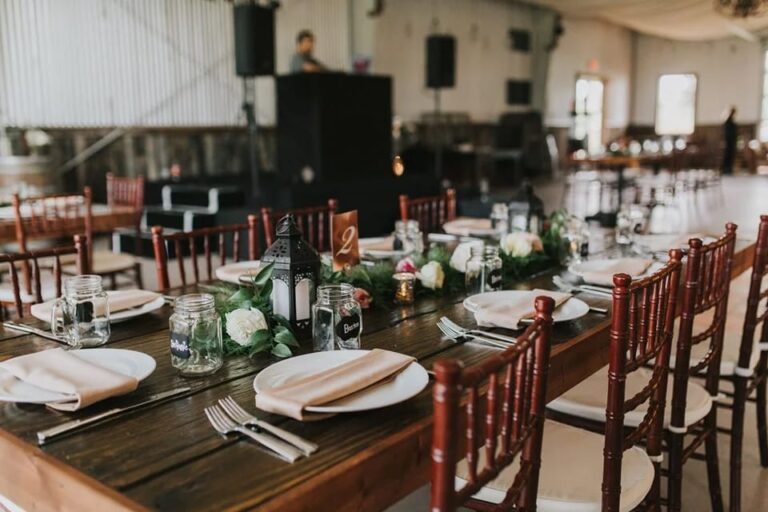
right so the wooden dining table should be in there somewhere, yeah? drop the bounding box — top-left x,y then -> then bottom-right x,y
0,239 -> 756,512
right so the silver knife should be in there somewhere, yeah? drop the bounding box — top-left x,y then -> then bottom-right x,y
3,321 -> 66,343
37,387 -> 191,445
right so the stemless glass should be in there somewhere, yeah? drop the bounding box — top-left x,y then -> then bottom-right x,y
312,284 -> 363,351
169,294 -> 223,377
51,275 -> 110,348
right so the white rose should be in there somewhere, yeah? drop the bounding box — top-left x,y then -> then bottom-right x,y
417,261 -> 445,290
449,241 -> 483,273
225,308 -> 269,346
501,232 -> 543,257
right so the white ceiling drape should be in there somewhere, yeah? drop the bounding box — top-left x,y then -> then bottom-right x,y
525,0 -> 768,40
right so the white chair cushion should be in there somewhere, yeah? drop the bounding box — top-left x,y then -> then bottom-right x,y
456,420 -> 654,512
0,280 -> 59,304
547,365 -> 712,429
63,251 -> 136,275
671,271 -> 766,376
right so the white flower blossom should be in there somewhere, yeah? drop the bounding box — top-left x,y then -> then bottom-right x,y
225,308 -> 269,346
449,241 -> 483,273
417,261 -> 445,290
501,232 -> 543,258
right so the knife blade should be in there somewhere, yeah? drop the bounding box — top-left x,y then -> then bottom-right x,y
3,321 -> 66,343
37,386 -> 191,445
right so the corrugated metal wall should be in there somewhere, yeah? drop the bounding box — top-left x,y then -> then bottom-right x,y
0,0 -> 351,128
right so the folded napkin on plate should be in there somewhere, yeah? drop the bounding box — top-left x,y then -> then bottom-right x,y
359,236 -> 396,252
580,258 -> 653,286
30,289 -> 160,320
639,233 -> 713,252
255,349 -> 415,421
474,289 -> 572,330
444,217 -> 492,235
217,263 -> 261,283
0,348 -> 139,411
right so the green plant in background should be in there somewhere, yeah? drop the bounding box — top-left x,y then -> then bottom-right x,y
202,263 -> 299,358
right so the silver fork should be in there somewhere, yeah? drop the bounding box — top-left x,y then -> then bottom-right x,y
204,405 -> 303,463
218,396 -> 318,456
439,317 -> 518,344
436,321 -> 510,349
552,275 -> 612,298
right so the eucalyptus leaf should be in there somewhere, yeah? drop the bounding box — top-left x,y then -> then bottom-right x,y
271,343 -> 292,358
251,262 -> 274,287
258,279 -> 273,300
227,288 -> 253,305
274,326 -> 299,348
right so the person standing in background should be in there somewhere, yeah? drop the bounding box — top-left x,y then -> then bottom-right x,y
722,106 -> 737,175
290,30 -> 326,73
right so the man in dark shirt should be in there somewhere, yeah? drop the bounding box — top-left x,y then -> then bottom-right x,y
722,106 -> 737,175
290,30 -> 326,73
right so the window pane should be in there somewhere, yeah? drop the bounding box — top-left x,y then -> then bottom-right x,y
655,73 -> 697,135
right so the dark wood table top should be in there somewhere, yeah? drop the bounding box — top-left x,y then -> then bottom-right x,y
0,239 -> 756,512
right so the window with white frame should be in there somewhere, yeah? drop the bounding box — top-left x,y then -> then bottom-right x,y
655,73 -> 697,135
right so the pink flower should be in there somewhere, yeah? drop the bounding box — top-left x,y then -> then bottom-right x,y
395,257 -> 417,273
353,287 -> 373,309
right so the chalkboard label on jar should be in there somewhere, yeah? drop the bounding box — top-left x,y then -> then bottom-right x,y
170,332 -> 191,359
580,241 -> 590,259
487,269 -> 503,290
75,302 -> 94,323
335,314 -> 361,341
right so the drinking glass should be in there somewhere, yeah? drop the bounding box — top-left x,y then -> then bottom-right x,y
169,294 -> 223,376
312,284 -> 363,351
51,275 -> 110,348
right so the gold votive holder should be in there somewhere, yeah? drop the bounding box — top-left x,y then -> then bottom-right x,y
393,272 -> 416,305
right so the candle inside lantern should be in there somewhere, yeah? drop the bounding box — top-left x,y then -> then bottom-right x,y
393,272 -> 416,304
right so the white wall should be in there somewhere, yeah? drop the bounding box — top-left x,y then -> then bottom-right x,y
371,0 -> 535,123
546,18 -> 633,129
632,35 -> 764,126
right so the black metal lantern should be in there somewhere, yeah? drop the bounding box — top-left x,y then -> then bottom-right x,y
507,181 -> 545,234
260,214 -> 321,340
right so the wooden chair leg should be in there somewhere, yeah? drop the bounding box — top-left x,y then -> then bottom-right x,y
757,375 -> 768,467
109,273 -> 117,290
729,376 -> 748,512
704,413 -> 724,512
133,262 -> 144,290
667,431 -> 685,512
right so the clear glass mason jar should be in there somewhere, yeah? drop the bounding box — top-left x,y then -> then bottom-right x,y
51,275 -> 110,348
405,219 -> 424,255
484,246 -> 503,291
312,284 -> 363,351
169,294 -> 223,377
465,245 -> 487,295
490,203 -> 509,237
393,220 -> 412,253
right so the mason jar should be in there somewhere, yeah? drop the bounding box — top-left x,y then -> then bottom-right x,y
465,245 -> 487,295
405,219 -> 425,255
312,284 -> 363,351
51,275 -> 110,348
490,203 -> 509,237
484,246 -> 503,291
392,220 -> 412,253
169,294 -> 223,377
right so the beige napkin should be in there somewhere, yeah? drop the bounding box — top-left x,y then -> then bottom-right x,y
580,258 -> 653,286
443,217 -> 492,235
255,349 -> 416,421
359,236 -> 396,252
31,289 -> 160,320
474,289 -> 572,330
0,348 -> 139,411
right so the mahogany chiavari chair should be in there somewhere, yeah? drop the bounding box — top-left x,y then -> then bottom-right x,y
544,251 -> 684,511
98,173 -> 145,288
689,216 -> 768,512
431,296 -> 555,512
0,235 -> 88,319
260,199 -> 337,252
399,188 -> 456,233
11,189 -> 93,296
665,225 -> 738,512
151,215 -> 260,290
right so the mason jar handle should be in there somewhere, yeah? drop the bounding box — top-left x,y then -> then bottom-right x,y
50,298 -> 68,340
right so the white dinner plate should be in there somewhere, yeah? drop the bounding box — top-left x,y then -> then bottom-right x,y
215,260 -> 262,285
633,234 -> 717,253
463,290 -> 590,324
30,290 -> 165,324
568,259 -> 664,285
0,348 -> 156,404
253,350 -> 429,414
443,218 -> 497,237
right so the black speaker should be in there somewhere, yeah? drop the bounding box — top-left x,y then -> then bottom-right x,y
506,80 -> 531,105
233,3 -> 275,77
426,35 -> 455,88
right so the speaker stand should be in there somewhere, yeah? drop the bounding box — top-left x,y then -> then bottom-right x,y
241,78 -> 260,202
433,87 -> 443,181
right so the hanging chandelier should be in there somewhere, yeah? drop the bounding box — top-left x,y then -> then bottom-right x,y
715,0 -> 768,18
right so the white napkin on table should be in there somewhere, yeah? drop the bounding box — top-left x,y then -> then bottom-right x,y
580,258 -> 653,286
474,289 -> 572,330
